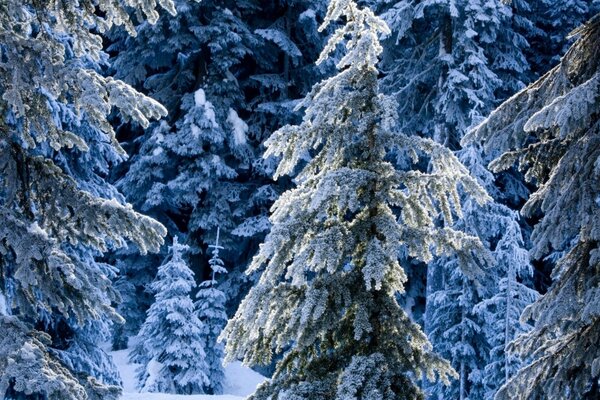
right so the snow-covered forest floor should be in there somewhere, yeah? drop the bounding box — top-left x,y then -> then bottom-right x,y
108,345 -> 265,400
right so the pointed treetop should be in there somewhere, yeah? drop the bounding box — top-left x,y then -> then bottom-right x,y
171,236 -> 189,254
208,227 -> 227,281
317,0 -> 390,69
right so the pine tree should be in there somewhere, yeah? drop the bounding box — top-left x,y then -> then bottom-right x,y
196,227 -> 228,394
376,0 -> 531,147
222,1 -> 491,398
527,0 -> 600,76
108,0 -> 332,344
464,14 -> 600,399
130,237 -> 209,394
0,1 -> 170,398
372,2 -> 536,398
423,145 -> 539,400
475,214 -> 538,399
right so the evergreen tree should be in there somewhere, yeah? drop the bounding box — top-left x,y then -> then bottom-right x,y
423,145 -> 539,400
0,1 -> 170,398
373,2 -> 536,398
475,214 -> 538,400
108,0 -> 331,343
130,237 -> 209,394
196,227 -> 228,394
527,0 -> 600,76
222,1 -> 491,398
464,14 -> 600,399
376,0 -> 531,147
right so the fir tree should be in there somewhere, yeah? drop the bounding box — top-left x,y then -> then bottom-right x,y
222,1 -> 490,398
108,0 -> 333,345
130,237 -> 209,394
464,14 -> 600,399
423,145 -> 538,400
0,1 -> 170,398
372,2 -> 536,398
527,0 -> 600,76
376,0 -> 531,147
475,214 -> 538,399
196,227 -> 228,394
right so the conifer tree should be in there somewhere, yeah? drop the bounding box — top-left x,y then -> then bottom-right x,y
464,14 -> 600,399
527,0 -> 600,75
372,2 -> 536,398
196,227 -> 228,394
0,1 -> 170,398
375,0 -> 531,147
108,0 -> 330,341
475,214 -> 538,399
222,1 -> 490,398
423,145 -> 538,400
130,237 -> 209,394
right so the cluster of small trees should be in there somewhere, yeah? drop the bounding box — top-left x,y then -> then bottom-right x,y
131,231 -> 227,394
1,0 -> 599,399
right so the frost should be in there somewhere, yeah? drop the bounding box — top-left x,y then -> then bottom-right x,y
0,291 -> 7,316
222,2 -> 486,398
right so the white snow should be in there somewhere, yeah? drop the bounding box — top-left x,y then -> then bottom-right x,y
109,344 -> 265,400
194,88 -> 207,108
27,221 -> 48,239
226,108 -> 248,146
222,361 -> 265,397
194,88 -> 218,128
121,394 -> 242,400
0,291 -> 7,316
19,342 -> 37,361
110,348 -> 139,393
191,124 -> 202,138
299,9 -> 316,22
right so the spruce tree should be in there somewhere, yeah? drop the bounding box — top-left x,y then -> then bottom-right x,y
527,0 -> 600,76
130,237 -> 209,394
0,1 -> 170,398
196,227 -> 228,394
108,0 -> 330,341
222,1 -> 490,398
372,2 -> 536,398
464,14 -> 600,399
474,213 -> 538,399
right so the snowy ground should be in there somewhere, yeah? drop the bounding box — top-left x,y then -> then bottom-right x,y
109,346 -> 265,400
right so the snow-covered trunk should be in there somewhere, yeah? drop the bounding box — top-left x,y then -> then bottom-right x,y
504,263 -> 514,385
424,263 -> 443,336
460,278 -> 468,400
0,289 -> 7,316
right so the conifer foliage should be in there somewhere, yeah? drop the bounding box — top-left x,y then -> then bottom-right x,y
222,1 -> 490,398
0,1 -> 170,398
464,14 -> 600,399
131,238 -> 209,394
196,227 -> 228,394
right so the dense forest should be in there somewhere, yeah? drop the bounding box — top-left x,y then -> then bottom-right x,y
0,0 -> 599,399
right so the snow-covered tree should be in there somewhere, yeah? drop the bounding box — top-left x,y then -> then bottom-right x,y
222,1 -> 491,398
423,145 -> 538,400
108,0 -> 332,341
0,1 -> 170,398
526,0 -> 600,76
131,237 -> 209,394
475,215 -> 538,399
371,2 -> 536,398
463,14 -> 600,399
376,0 -> 531,148
195,227 -> 228,394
